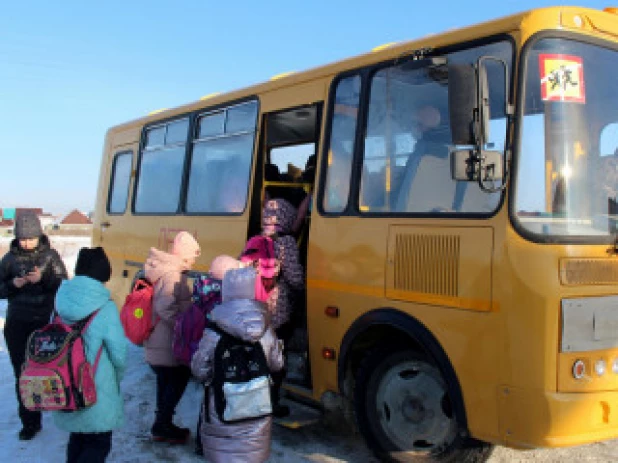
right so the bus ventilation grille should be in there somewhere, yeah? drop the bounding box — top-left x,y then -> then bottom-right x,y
393,233 -> 460,297
560,258 -> 618,286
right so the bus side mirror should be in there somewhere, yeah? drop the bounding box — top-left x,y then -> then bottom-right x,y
451,149 -> 503,182
448,63 -> 490,146
448,64 -> 476,146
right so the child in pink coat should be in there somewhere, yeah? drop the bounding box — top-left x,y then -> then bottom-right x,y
143,231 -> 201,444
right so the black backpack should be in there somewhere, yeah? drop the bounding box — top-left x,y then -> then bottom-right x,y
209,328 -> 272,423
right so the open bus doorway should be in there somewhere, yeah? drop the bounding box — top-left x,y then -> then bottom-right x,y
250,103 -> 323,394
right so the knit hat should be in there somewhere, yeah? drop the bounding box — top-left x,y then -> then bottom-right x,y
14,211 -> 43,239
172,231 -> 201,261
75,247 -> 112,283
209,254 -> 241,280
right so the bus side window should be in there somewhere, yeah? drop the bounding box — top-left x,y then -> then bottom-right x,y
323,75 -> 360,214
135,118 -> 189,214
108,151 -> 132,214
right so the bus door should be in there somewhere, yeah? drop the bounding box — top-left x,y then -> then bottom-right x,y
252,103 -> 323,392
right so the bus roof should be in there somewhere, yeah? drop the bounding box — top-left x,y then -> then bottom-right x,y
107,5 -> 615,134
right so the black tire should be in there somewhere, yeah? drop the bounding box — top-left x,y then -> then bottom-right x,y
355,349 -> 493,463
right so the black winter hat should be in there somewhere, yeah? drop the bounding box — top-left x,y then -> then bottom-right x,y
75,247 -> 112,283
14,211 -> 43,239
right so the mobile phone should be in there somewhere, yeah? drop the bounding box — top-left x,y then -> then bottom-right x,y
19,266 -> 34,277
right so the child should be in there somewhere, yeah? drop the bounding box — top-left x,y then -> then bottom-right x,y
144,231 -> 201,443
191,258 -> 284,463
241,197 -> 304,416
52,247 -> 127,462
0,210 -> 68,440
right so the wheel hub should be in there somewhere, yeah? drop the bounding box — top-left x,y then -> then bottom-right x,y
402,397 -> 426,423
374,359 -> 457,453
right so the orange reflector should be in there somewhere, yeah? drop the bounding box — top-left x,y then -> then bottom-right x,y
604,7 -> 618,14
322,348 -> 336,360
573,359 -> 586,379
325,306 -> 339,318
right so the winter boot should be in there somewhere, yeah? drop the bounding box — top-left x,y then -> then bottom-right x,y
18,422 -> 42,441
271,369 -> 290,418
151,421 -> 189,444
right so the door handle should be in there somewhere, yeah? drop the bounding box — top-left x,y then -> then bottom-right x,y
101,221 -> 111,228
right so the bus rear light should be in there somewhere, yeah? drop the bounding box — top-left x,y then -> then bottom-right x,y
572,359 -> 586,379
322,348 -> 336,360
594,359 -> 606,376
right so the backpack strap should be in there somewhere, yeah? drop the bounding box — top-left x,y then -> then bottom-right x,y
58,309 -> 105,372
93,346 -> 104,372
204,324 -> 230,424
142,279 -> 160,333
68,309 -> 100,333
79,310 -> 105,373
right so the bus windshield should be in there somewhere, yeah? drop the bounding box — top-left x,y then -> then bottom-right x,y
515,37 -> 618,240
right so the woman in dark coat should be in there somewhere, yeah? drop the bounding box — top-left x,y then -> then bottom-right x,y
0,211 -> 67,440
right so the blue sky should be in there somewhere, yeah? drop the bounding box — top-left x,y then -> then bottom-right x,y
0,0 -> 609,217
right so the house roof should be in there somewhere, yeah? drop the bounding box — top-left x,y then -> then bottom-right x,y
60,209 -> 92,225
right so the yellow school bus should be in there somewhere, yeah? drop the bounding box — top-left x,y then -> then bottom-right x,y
93,6 -> 618,461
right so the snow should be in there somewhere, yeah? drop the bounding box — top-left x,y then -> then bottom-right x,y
0,295 -> 376,462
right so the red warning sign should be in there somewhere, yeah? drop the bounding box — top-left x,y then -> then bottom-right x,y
539,54 -> 585,103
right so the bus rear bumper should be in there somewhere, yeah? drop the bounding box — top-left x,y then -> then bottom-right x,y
497,386 -> 618,449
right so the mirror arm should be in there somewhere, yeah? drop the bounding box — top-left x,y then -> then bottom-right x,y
477,147 -> 509,193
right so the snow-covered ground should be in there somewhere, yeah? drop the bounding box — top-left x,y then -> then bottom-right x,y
0,297 -> 375,463
2,237 -> 618,462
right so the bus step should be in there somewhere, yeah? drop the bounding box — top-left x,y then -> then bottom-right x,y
273,398 -> 321,429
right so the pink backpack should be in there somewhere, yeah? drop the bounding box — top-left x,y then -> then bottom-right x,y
19,311 -> 102,412
240,235 -> 280,302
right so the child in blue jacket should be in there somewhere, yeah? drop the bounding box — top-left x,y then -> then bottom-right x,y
53,247 -> 127,463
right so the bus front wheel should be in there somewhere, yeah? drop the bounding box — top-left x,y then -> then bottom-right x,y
355,349 -> 493,462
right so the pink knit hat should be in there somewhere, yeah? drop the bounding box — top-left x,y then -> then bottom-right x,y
209,255 -> 241,280
171,231 -> 200,260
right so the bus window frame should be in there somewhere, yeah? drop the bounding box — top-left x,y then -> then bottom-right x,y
510,30 -> 618,245
132,115 -> 192,216
131,97 -> 260,217
184,99 -> 259,216
106,150 -> 133,215
318,34 -> 514,220
317,69 -> 366,217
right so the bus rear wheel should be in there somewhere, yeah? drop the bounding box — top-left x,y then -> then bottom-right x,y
355,349 -> 493,462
